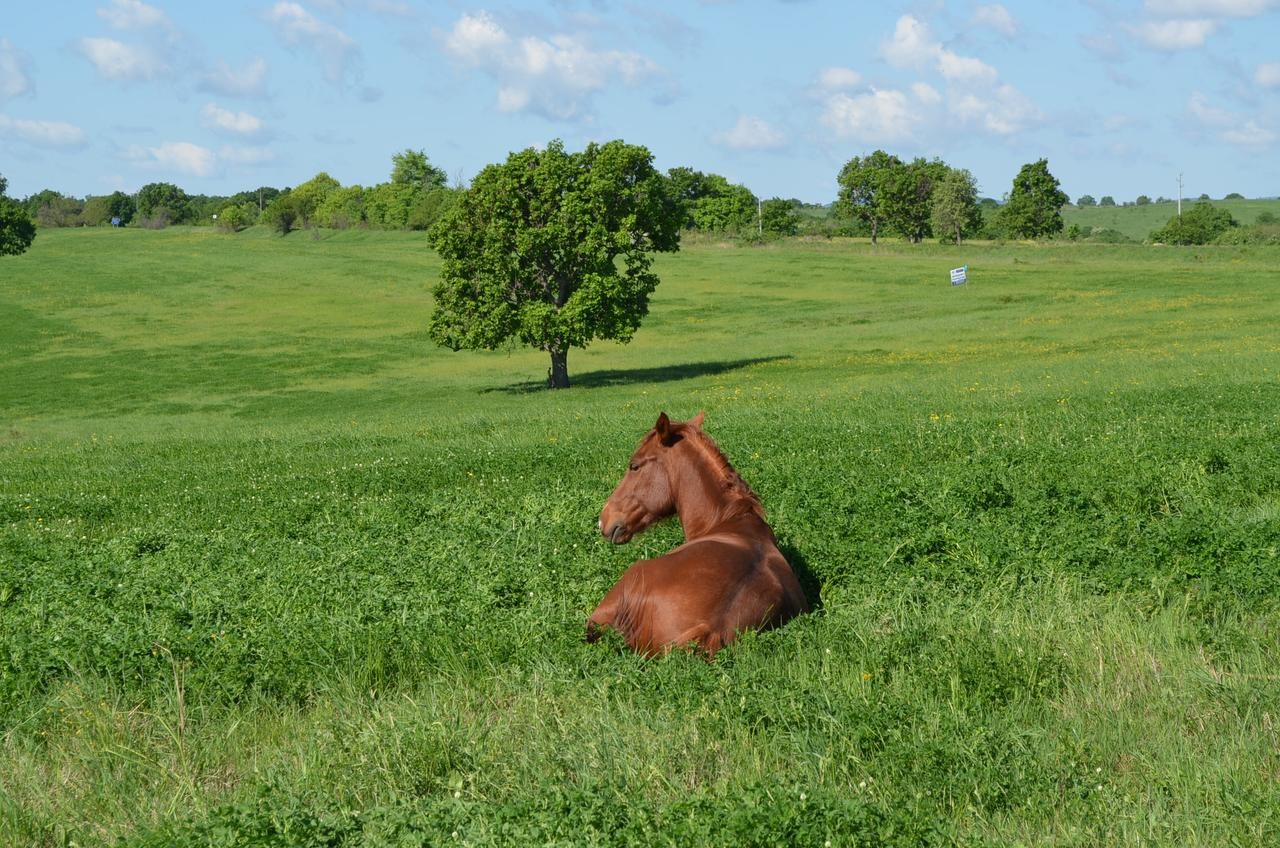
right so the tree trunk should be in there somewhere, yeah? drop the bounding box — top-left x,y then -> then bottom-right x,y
548,347 -> 570,389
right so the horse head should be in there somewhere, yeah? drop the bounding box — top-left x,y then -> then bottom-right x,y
599,411 -> 704,545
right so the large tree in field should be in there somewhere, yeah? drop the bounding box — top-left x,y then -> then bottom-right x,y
885,156 -> 949,243
835,150 -> 902,243
930,168 -> 983,244
1000,159 -> 1069,239
427,139 -> 681,389
1,174 -> 36,256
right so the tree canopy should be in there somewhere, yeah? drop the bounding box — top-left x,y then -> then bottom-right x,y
427,139 -> 681,389
1150,201 -> 1238,245
0,185 -> 36,257
835,150 -> 903,243
930,168 -> 983,244
999,159 -> 1069,239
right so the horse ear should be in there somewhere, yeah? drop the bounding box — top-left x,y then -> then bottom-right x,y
654,412 -> 680,446
690,411 -> 705,430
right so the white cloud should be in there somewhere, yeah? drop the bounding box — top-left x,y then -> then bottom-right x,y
202,103 -> 265,136
0,114 -> 88,147
128,141 -> 216,177
265,2 -> 358,83
1256,62 -> 1280,88
77,36 -> 166,81
949,83 -> 1038,134
881,15 -> 937,69
1187,91 -> 1277,149
98,0 -> 170,30
817,66 -> 861,90
0,39 -> 32,100
1129,18 -> 1218,49
820,87 -> 921,143
713,115 -> 786,151
911,82 -> 942,104
200,58 -> 269,98
443,11 -> 658,120
1144,0 -> 1277,15
937,49 -> 999,84
974,4 -> 1018,37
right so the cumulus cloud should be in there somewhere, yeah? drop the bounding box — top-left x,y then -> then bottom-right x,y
265,2 -> 359,83
77,36 -> 167,81
200,57 -> 269,98
1187,91 -> 1277,149
881,15 -> 937,69
127,141 -> 217,177
1129,18 -> 1218,49
202,103 -> 265,136
443,11 -> 658,120
712,115 -> 786,151
98,0 -> 170,30
0,114 -> 88,147
0,39 -> 32,100
974,4 -> 1018,37
817,66 -> 861,90
820,87 -> 922,143
1256,62 -> 1280,88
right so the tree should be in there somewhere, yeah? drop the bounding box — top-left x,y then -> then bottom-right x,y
1150,201 -> 1237,244
262,192 -> 300,235
427,139 -> 681,389
391,149 -> 448,192
930,168 -> 983,244
884,157 -> 948,243
999,159 -> 1069,239
760,198 -> 800,237
665,166 -> 711,229
137,182 -> 191,227
691,175 -> 757,232
835,150 -> 902,243
1099,196 -> 1116,207
289,172 -> 340,228
1,174 -> 36,255
1136,195 -> 1151,206
1076,194 -> 1096,207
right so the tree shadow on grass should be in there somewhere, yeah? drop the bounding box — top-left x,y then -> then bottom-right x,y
486,355 -> 793,394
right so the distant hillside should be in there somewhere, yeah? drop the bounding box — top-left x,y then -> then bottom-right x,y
1061,197 -> 1280,241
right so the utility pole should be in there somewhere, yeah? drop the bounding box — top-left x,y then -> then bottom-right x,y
1177,173 -> 1183,218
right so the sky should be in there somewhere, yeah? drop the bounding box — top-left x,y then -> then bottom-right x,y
1,1 -> 1278,205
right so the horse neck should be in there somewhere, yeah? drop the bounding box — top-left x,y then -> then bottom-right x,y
667,435 -> 762,539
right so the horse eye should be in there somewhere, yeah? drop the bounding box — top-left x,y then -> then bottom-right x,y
629,463 -> 641,472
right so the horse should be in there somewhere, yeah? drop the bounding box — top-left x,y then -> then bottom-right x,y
587,411 -> 809,657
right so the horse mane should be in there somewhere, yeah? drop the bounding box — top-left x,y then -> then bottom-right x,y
681,424 -> 766,520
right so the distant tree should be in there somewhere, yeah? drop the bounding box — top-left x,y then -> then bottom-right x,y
885,157 -> 948,243
1257,211 -> 1277,224
1,195 -> 37,256
315,185 -> 366,229
1136,195 -> 1151,206
137,182 -> 191,226
408,188 -> 456,232
999,159 -> 1069,239
835,149 -> 903,244
427,139 -> 681,389
1076,194 -> 1096,207
1099,195 -> 1116,207
231,186 -> 285,215
263,193 -> 300,235
665,166 -> 712,229
217,204 -> 251,232
691,175 -> 757,232
1150,201 -> 1237,245
0,174 -> 7,196
289,172 -> 341,228
1224,192 -> 1245,200
391,149 -> 448,192
364,182 -> 416,229
32,193 -> 85,228
1198,193 -> 1210,201
759,198 -> 800,236
929,167 -> 983,244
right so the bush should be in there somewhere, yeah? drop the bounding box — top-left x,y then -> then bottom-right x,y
216,205 -> 249,233
1150,201 -> 1237,245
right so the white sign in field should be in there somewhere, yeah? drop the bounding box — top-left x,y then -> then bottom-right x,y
950,265 -> 968,286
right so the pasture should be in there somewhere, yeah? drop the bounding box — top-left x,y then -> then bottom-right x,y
2,227 -> 1278,846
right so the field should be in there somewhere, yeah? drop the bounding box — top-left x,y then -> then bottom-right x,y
1060,196 -> 1280,241
2,227 -> 1279,846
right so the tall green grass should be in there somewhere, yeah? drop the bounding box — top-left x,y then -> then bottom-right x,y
2,228 -> 1278,845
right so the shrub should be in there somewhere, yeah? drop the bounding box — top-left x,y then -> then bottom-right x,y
1150,201 -> 1237,245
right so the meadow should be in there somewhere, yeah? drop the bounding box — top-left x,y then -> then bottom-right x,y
2,227 -> 1278,846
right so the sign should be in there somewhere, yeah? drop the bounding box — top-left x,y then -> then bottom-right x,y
950,265 -> 968,286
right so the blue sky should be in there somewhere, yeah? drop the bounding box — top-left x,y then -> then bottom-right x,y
1,1 -> 1277,204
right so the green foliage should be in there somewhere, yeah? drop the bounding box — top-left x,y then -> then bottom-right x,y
929,168 -> 983,244
1099,195 -> 1116,207
690,174 -> 757,233
215,204 -> 250,232
1076,194 -> 1096,207
884,157 -> 949,243
427,138 -> 681,388
759,198 -> 800,237
363,181 -> 415,229
262,192 -> 301,235
408,187 -> 457,232
136,182 -> 192,227
1136,195 -> 1151,205
33,193 -> 84,228
314,185 -> 366,230
0,196 -> 37,255
289,172 -> 341,228
1225,192 -> 1245,200
1150,201 -> 1238,245
390,148 -> 448,191
835,149 -> 902,243
999,159 -> 1069,239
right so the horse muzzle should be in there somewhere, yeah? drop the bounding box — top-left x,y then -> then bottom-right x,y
600,516 -> 631,545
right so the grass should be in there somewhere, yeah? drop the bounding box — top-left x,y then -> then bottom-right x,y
2,227 -> 1279,845
1061,196 -> 1280,241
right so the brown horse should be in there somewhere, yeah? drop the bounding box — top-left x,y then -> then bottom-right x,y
587,412 -> 808,657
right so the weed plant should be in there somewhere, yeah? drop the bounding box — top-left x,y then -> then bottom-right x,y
2,228 -> 1278,845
